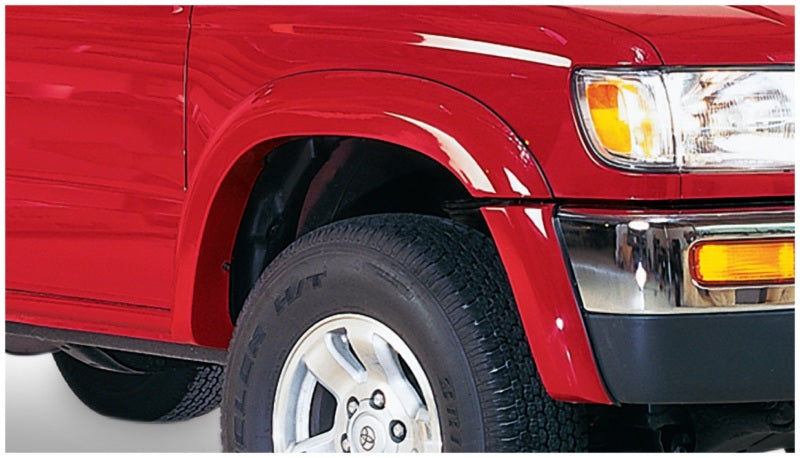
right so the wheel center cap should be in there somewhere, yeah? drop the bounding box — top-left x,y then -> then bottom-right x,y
359,425 -> 376,451
350,413 -> 387,452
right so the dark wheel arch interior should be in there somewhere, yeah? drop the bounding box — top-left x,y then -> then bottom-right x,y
228,136 -> 479,320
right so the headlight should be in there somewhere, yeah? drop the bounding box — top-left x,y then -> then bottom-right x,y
574,68 -> 794,171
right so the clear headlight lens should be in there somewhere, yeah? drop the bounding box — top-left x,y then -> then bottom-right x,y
574,68 -> 794,171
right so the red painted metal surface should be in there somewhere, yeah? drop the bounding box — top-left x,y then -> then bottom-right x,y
6,290 -> 172,341
5,6 -> 794,401
681,172 -> 795,201
186,5 -> 675,204
174,71 -> 551,346
6,6 -> 189,341
481,205 -> 611,404
572,6 -> 795,65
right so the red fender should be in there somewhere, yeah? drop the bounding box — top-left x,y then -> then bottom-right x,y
482,205 -> 611,404
172,71 -> 552,347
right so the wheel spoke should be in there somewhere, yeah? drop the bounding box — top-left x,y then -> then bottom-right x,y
345,325 -> 387,379
347,325 -> 425,418
287,430 -> 338,453
302,331 -> 367,397
378,340 -> 426,418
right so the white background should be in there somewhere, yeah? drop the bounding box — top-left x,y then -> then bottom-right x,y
5,353 -> 788,452
5,354 -> 223,452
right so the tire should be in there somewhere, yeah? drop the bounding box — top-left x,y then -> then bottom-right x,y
53,350 -> 223,422
222,214 -> 588,452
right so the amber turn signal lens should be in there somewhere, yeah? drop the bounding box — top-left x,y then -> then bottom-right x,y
690,238 -> 795,287
586,82 -> 632,153
585,80 -> 657,159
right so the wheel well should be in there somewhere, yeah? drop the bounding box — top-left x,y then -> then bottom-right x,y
228,136 -> 481,320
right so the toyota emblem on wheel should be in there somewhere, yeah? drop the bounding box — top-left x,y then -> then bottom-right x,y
360,426 -> 376,451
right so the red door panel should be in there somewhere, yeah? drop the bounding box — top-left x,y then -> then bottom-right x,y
6,6 -> 188,311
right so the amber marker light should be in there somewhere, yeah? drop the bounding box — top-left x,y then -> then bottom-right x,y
575,71 -> 673,169
690,238 -> 795,287
586,82 -> 634,153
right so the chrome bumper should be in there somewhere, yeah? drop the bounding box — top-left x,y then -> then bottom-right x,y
556,207 -> 794,314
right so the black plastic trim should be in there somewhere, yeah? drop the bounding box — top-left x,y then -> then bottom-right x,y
584,310 -> 794,404
6,322 -> 227,365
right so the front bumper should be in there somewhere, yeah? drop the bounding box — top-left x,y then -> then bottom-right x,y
584,310 -> 794,404
482,203 -> 793,406
557,205 -> 794,404
557,207 -> 794,314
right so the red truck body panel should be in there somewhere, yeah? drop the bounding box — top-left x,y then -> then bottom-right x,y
573,6 -> 794,65
6,6 -> 188,340
482,205 -> 610,403
5,6 -> 794,404
173,70 -> 553,348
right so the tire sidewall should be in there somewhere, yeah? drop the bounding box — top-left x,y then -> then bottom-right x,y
224,244 -> 486,452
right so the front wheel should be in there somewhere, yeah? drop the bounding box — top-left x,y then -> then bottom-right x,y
222,214 -> 588,452
273,313 -> 442,452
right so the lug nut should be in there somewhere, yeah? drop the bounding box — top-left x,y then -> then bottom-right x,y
346,397 -> 359,416
371,390 -> 386,409
390,420 -> 406,442
341,434 -> 351,452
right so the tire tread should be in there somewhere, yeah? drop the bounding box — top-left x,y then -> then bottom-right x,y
53,351 -> 222,423
226,213 -> 587,451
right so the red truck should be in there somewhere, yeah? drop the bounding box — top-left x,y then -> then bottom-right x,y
6,6 -> 794,452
